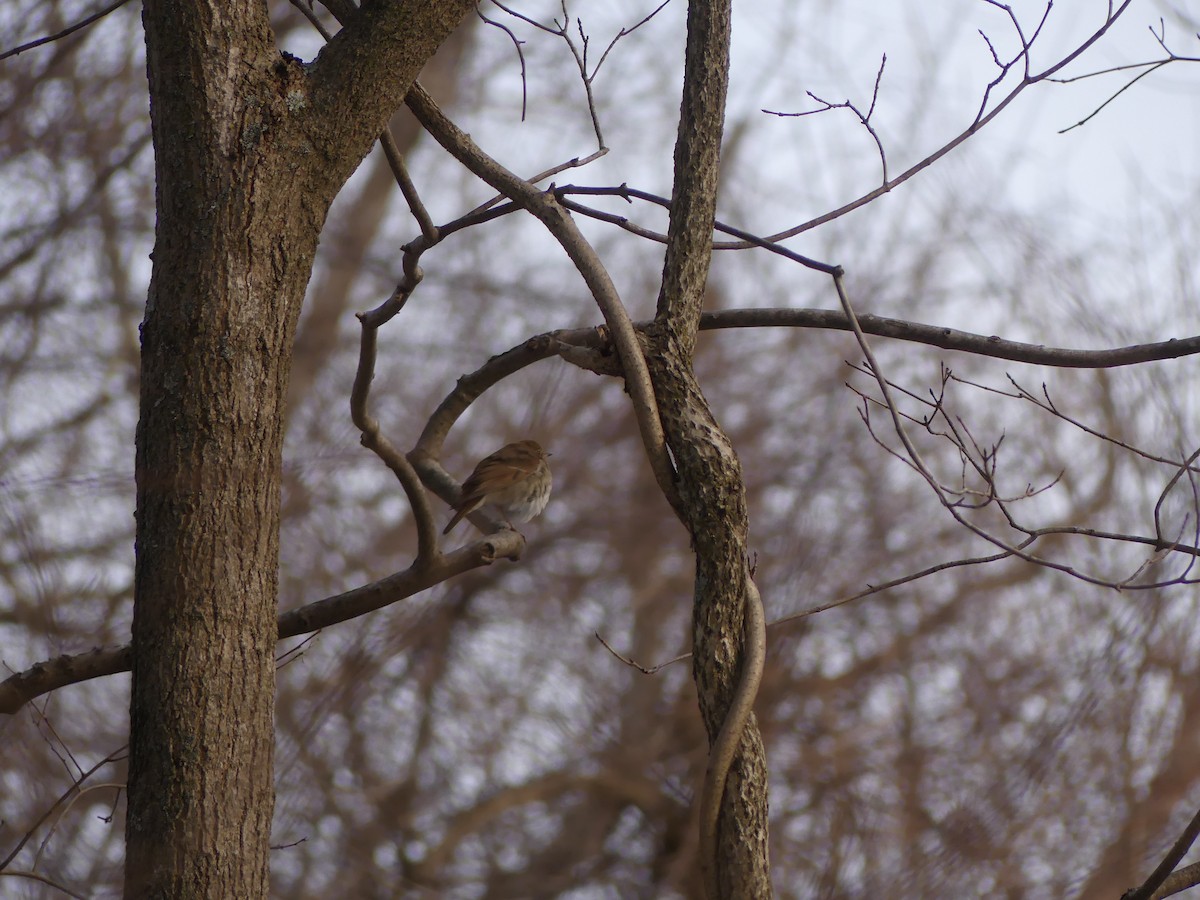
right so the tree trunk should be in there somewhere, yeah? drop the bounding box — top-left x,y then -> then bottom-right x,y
127,1 -> 472,894
646,333 -> 773,897
648,0 -> 773,894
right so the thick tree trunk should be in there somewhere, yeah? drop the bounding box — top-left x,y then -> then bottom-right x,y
128,5 -> 319,894
128,1 -> 472,894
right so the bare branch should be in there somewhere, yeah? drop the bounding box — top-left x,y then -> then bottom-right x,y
379,129 -> 438,242
1057,60 -> 1172,132
701,307 -> 1200,368
1149,861 -> 1200,899
405,81 -> 682,519
733,0 -> 1137,243
555,184 -> 840,274
0,0 -> 133,62
592,0 -> 672,76
1050,19 -> 1199,132
0,532 -> 527,715
763,53 -> 889,184
0,744 -> 127,871
488,0 -> 628,148
477,6 -> 529,121
832,271 -> 1200,594
1123,803 -> 1200,900
351,280 -> 440,568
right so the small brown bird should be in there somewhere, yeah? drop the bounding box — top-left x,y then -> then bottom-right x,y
443,440 -> 552,535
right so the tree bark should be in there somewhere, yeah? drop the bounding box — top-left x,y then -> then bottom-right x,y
127,1 -> 472,894
647,0 -> 773,895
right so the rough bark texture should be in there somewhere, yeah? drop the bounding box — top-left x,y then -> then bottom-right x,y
646,339 -> 772,898
648,0 -> 773,896
127,1 -> 472,895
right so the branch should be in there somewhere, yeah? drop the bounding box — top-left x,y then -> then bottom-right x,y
352,282 -> 440,567
404,82 -> 682,518
1123,803 -> 1200,900
839,319 -> 1200,590
700,307 -> 1200,368
1149,861 -> 1200,899
0,0 -> 133,62
10,300 -> 1198,714
1051,19 -> 1200,133
734,0 -> 1137,243
0,536 -> 524,716
0,744 -> 126,871
762,53 -> 889,184
698,568 -> 766,900
555,184 -> 839,274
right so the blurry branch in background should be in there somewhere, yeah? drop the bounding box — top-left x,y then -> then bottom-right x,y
0,0 -> 132,61
0,743 -> 126,887
1052,18 -> 1200,133
0,871 -> 86,899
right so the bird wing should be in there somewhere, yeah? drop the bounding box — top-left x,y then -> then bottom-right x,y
460,456 -> 530,502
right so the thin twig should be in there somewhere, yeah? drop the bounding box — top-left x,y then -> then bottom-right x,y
379,129 -> 438,242
763,53 -> 889,184
1123,803 -> 1200,900
0,744 -> 127,871
352,282 -> 440,567
0,0 -> 133,61
478,6 -> 529,121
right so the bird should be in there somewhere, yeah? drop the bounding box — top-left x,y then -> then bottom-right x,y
443,440 -> 552,535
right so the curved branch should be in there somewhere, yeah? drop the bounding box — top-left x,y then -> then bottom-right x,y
352,283 -> 440,567
403,82 -> 682,519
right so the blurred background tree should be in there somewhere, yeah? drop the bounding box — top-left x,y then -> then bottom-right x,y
2,0 -> 1199,897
